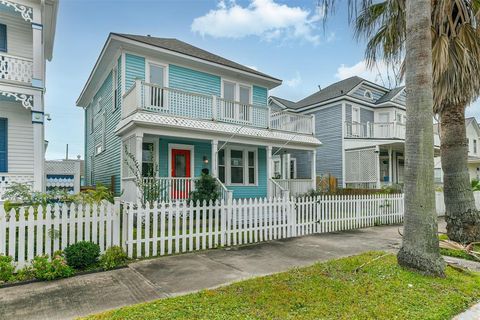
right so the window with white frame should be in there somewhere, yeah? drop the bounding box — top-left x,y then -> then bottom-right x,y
273,158 -> 281,179
364,90 -> 373,99
112,66 -> 118,111
475,140 -> 477,154
217,147 -> 257,186
222,80 -> 252,122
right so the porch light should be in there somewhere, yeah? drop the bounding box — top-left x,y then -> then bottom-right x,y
203,156 -> 209,164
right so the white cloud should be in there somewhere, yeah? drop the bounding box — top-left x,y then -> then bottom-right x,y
335,60 -> 402,88
191,0 -> 323,44
285,72 -> 301,88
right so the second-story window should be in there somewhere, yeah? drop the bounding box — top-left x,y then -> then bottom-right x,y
0,24 -> 6,52
475,140 -> 477,154
112,66 -> 118,111
222,80 -> 252,122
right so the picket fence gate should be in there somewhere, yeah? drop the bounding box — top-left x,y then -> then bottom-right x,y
0,194 -> 405,266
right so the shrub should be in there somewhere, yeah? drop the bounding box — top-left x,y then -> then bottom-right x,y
100,246 -> 128,270
0,255 -> 15,282
31,252 -> 74,281
64,241 -> 100,270
190,173 -> 220,204
16,265 -> 34,282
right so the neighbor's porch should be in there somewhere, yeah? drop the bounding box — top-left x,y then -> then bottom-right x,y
344,143 -> 405,189
120,133 -> 316,203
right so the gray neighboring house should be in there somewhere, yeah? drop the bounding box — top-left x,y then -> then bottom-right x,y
270,76 -> 440,189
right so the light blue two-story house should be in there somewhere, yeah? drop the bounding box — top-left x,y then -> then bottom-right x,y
76,33 -> 320,202
270,76 -> 440,189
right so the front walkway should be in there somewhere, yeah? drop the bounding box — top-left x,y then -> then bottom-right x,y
0,222 -> 441,320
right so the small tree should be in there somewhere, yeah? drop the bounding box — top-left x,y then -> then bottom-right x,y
189,173 -> 220,204
123,144 -> 162,205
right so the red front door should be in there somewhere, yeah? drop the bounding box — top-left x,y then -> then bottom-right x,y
171,149 -> 191,199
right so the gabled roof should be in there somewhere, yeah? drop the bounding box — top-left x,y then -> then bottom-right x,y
112,33 -> 281,82
292,76 -> 364,110
269,96 -> 296,109
376,86 -> 404,105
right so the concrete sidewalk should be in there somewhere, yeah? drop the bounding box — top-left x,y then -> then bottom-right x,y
0,223 -> 411,320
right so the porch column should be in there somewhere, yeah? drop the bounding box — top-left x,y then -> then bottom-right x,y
392,151 -> 397,184
31,23 -> 44,88
311,149 -> 317,190
266,146 -> 272,197
376,146 -> 381,189
135,133 -> 143,200
32,92 -> 44,192
211,140 -> 218,177
282,153 -> 290,179
388,147 -> 393,186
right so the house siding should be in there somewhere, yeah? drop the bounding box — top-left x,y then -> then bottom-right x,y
350,84 -> 386,103
0,102 -> 33,174
85,56 -> 123,193
252,85 -> 267,106
0,12 -> 32,59
309,105 -> 343,185
290,150 -> 311,179
125,53 -> 145,91
169,64 -> 221,96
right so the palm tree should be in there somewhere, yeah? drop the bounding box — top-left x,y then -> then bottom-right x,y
356,0 -> 480,244
322,0 -> 445,275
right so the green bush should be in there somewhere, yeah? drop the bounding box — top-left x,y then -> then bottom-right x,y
31,252 -> 74,281
190,173 -> 220,204
16,265 -> 35,282
100,246 -> 128,270
0,255 -> 15,282
64,241 -> 100,270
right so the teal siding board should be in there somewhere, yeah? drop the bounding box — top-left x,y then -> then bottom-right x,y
168,64 -> 221,96
157,137 -> 211,177
85,55 -> 123,194
125,54 -> 145,91
252,86 -> 267,106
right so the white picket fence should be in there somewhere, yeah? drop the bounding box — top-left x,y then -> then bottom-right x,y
0,194 -> 405,266
0,202 -> 122,268
124,194 -> 404,259
435,191 -> 480,216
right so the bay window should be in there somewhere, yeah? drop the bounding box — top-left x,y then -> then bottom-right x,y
217,147 -> 257,186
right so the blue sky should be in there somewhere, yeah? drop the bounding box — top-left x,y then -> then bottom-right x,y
44,0 -> 480,159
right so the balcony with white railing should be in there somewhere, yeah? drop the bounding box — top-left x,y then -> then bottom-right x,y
0,53 -> 33,85
122,80 -> 315,135
344,121 -> 406,140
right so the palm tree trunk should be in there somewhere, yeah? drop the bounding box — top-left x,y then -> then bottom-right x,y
440,105 -> 480,243
397,0 -> 444,276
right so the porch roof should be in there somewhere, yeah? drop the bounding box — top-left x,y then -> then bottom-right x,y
116,112 -> 321,148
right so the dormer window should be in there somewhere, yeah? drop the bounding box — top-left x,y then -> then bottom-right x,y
364,90 -> 373,99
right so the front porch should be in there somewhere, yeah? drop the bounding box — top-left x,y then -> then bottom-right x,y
344,143 -> 405,189
120,133 -> 317,203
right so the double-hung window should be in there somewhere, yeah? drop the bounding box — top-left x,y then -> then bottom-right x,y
0,24 -> 7,52
475,140 -> 477,154
221,80 -> 252,122
217,147 -> 257,186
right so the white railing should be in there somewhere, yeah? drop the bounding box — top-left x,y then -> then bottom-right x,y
215,177 -> 233,202
0,174 -> 34,201
0,194 -> 405,265
0,53 -> 33,84
269,178 -> 287,198
276,179 -> 314,196
121,80 -> 314,134
270,111 -> 314,135
344,121 -> 406,139
143,177 -> 196,202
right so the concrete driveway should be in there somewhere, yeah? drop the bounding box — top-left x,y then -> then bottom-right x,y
0,222 -> 432,320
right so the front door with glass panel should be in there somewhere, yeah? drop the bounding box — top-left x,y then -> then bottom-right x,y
352,106 -> 360,136
148,63 -> 165,110
171,148 -> 191,199
222,81 -> 236,120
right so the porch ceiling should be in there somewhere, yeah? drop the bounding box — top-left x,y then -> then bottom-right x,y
116,112 -> 321,149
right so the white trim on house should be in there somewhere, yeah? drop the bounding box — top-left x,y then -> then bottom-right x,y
219,145 -> 258,186
168,143 -> 195,179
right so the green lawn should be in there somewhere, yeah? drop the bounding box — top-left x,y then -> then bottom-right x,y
83,252 -> 480,320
